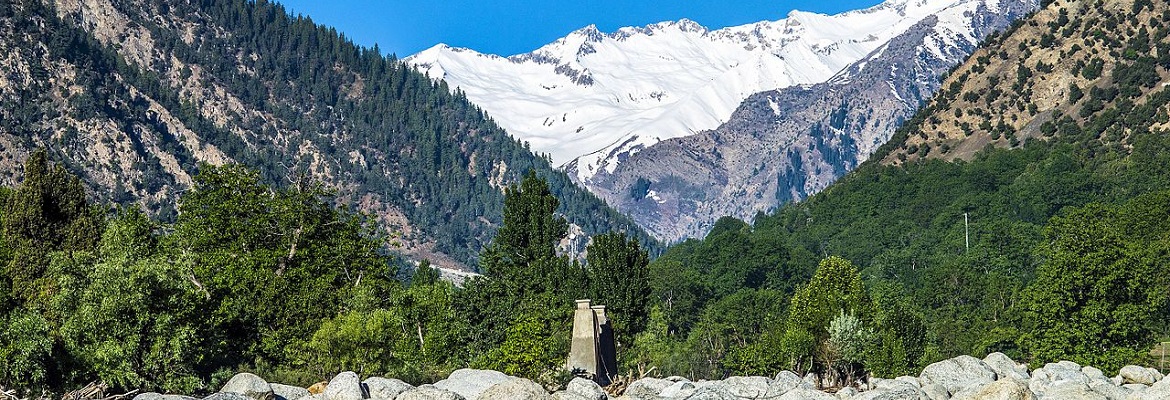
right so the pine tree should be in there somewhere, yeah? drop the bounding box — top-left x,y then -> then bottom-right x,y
586,232 -> 650,347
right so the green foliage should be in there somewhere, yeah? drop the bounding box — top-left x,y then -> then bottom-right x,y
1020,198 -> 1170,372
3,150 -> 102,308
0,310 -> 54,389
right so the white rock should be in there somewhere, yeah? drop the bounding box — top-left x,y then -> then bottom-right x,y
222,373 -> 275,400
562,378 -> 606,400
983,353 -> 1030,381
433,369 -> 514,400
775,388 -> 835,400
324,372 -> 365,400
1119,366 -> 1160,385
954,378 -> 1034,400
271,384 -> 310,400
397,386 -> 466,400
658,381 -> 696,398
920,355 -> 998,395
364,377 -> 413,400
623,377 -> 673,399
479,378 -> 550,400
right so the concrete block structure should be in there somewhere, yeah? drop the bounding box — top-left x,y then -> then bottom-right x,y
568,299 -> 618,385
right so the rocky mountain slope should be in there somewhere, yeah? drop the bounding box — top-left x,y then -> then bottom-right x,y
580,0 -> 1038,241
0,0 -> 654,268
150,353 -> 1170,400
881,0 -> 1170,165
405,0 -> 1013,184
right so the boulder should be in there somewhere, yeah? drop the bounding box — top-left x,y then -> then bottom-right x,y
1118,366 -> 1161,385
853,378 -> 923,400
834,387 -> 857,399
324,372 -> 366,400
1086,379 -> 1129,400
397,387 -> 467,400
920,355 -> 998,395
983,353 -> 1029,381
271,384 -> 311,400
364,377 -> 413,400
920,383 -> 949,400
679,386 -> 737,400
716,376 -> 779,398
222,373 -> 275,400
772,371 -> 808,394
953,378 -> 1034,400
560,378 -> 606,400
433,369 -> 514,400
623,377 -> 673,399
479,378 -> 550,400
203,394 -> 254,400
1082,367 -> 1107,382
1041,382 -> 1106,400
774,388 -> 834,400
1125,377 -> 1170,400
135,394 -> 196,400
658,381 -> 696,398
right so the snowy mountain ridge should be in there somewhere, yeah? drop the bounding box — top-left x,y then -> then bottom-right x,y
405,0 -> 1001,185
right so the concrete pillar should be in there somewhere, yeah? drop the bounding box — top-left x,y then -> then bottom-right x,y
568,299 -> 599,379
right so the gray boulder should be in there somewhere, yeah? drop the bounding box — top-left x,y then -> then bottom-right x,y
324,372 -> 366,400
983,353 -> 1029,381
364,377 -> 413,400
834,387 -> 857,399
775,388 -> 834,400
397,387 -> 467,400
919,383 -> 949,400
204,394 -> 254,400
715,376 -> 779,398
1083,367 -> 1107,382
1118,366 -> 1162,385
479,378 -> 550,400
1125,377 -> 1170,400
271,384 -> 310,400
953,378 -> 1034,400
222,373 -> 275,400
658,381 -> 696,398
433,369 -> 514,400
623,377 -> 673,399
1039,382 -> 1105,400
853,378 -> 923,400
772,371 -> 809,394
1087,379 -> 1129,400
680,386 -> 737,400
920,355 -> 998,395
135,394 -> 196,400
558,378 -> 606,400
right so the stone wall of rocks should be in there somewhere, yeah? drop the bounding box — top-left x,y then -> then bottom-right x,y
138,353 -> 1170,400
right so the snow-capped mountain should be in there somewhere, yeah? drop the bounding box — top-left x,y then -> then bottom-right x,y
406,0 -> 1001,184
581,0 -> 1039,241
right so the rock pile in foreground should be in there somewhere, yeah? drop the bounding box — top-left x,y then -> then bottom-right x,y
134,353 -> 1170,400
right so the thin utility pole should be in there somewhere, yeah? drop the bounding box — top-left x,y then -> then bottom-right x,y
964,213 -> 970,252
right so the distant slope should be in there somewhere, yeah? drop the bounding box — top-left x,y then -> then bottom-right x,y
0,0 -> 656,268
405,0 -> 1000,184
583,0 -> 1038,241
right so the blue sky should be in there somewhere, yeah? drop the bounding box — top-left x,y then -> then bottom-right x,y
276,0 -> 883,58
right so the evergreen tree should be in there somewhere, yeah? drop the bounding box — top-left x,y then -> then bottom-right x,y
586,232 -> 651,348
3,150 -> 102,309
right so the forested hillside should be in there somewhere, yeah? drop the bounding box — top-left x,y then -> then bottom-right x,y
627,0 -> 1170,380
0,0 -> 654,268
